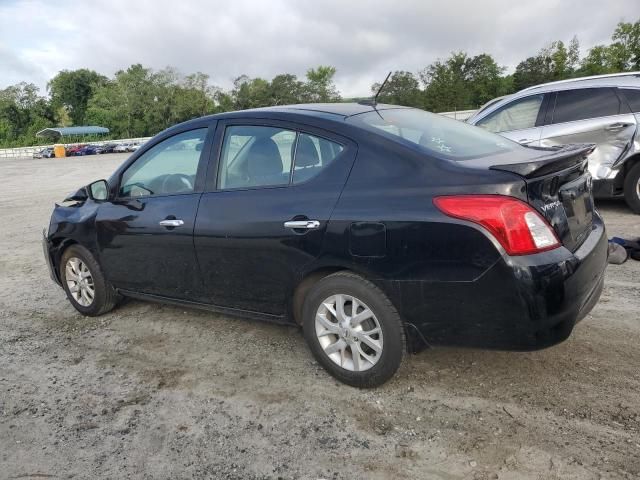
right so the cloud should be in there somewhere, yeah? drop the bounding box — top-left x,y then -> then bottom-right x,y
0,0 -> 636,97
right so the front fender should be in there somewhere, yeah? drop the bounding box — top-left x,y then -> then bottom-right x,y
46,201 -> 101,278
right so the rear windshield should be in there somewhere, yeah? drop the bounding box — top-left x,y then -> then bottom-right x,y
348,108 -> 522,160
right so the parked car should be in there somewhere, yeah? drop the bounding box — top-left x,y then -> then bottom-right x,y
113,143 -> 130,153
467,72 -> 640,213
33,147 -> 54,158
76,145 -> 101,156
43,103 -> 607,387
65,144 -> 85,156
127,143 -> 141,152
96,143 -> 117,154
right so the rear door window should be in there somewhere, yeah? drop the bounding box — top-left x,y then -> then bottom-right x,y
551,88 -> 622,124
476,94 -> 544,133
218,126 -> 295,189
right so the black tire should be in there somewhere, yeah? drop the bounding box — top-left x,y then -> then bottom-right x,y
302,271 -> 406,388
59,244 -> 119,316
624,162 -> 640,214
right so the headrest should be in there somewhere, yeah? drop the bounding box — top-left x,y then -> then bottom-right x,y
247,137 -> 283,178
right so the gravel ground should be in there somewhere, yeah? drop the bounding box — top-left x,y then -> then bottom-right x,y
1,154 -> 639,480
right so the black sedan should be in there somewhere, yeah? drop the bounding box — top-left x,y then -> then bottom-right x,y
43,103 -> 608,387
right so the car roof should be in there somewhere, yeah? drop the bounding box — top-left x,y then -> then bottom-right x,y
183,102 -> 411,124
246,102 -> 411,117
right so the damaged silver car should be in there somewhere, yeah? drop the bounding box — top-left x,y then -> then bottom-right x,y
467,72 -> 640,213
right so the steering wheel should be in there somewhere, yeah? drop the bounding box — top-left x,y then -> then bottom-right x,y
160,173 -> 194,194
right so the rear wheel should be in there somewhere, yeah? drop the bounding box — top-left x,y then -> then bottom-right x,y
60,245 -> 119,316
624,162 -> 640,214
302,272 -> 405,388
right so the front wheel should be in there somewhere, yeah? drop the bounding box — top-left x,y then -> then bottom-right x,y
302,272 -> 406,388
624,162 -> 640,214
60,245 -> 119,316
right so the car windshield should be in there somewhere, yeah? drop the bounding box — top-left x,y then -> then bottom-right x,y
349,108 -> 521,160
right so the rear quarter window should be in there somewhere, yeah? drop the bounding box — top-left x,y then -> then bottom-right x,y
621,88 -> 640,113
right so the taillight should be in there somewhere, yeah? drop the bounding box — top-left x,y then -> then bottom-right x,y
433,195 -> 560,256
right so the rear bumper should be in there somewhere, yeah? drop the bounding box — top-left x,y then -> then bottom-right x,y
387,214 -> 608,351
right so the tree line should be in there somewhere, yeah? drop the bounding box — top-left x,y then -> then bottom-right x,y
0,19 -> 638,148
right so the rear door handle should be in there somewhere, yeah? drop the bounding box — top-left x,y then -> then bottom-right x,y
159,219 -> 184,227
605,122 -> 630,131
284,220 -> 320,230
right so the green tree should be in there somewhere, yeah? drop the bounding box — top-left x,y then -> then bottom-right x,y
0,82 -> 55,146
372,71 -> 421,107
609,20 -> 640,70
419,52 -> 505,111
579,44 -> 614,75
269,74 -> 306,105
513,38 -> 580,90
47,69 -> 107,125
304,66 -> 340,102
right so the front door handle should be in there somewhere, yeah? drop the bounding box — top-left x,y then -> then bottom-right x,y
518,138 -> 534,144
605,122 -> 630,131
284,220 -> 320,230
159,219 -> 184,227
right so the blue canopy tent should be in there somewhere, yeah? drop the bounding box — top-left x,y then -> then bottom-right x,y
36,126 -> 110,143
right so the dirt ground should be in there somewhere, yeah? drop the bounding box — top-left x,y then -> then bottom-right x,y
1,154 -> 639,480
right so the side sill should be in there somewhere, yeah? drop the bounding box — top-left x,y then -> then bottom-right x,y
117,289 -> 292,326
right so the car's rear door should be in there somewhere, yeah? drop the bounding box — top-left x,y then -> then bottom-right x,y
95,122 -> 215,299
540,87 -> 637,179
193,119 -> 357,316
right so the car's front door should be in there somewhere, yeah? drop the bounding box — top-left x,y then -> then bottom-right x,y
540,87 -> 637,179
474,93 -> 548,146
95,124 -> 214,299
193,120 -> 356,316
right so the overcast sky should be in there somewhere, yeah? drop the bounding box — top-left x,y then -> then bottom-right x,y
0,0 -> 637,97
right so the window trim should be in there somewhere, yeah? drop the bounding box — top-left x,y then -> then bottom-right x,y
208,118 -> 349,193
475,93 -> 546,133
549,87 -> 624,126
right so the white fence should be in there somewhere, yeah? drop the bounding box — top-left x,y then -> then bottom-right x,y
0,137 -> 152,159
438,109 -> 477,121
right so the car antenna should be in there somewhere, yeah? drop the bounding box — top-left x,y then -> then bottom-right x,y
359,71 -> 392,107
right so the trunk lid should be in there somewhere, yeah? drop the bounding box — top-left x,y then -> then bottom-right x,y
489,144 -> 595,252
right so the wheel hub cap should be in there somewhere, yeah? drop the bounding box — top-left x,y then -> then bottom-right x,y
65,257 -> 95,307
315,294 -> 383,372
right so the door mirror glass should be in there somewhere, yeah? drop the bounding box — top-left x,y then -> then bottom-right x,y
88,179 -> 109,201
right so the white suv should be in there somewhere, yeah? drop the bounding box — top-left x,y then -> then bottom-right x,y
467,72 -> 640,213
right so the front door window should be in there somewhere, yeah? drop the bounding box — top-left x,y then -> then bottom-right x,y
119,128 -> 207,198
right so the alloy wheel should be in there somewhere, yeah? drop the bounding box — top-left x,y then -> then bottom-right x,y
65,257 -> 95,307
315,294 -> 383,372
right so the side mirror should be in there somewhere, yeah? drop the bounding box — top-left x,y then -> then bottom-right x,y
88,179 -> 110,201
